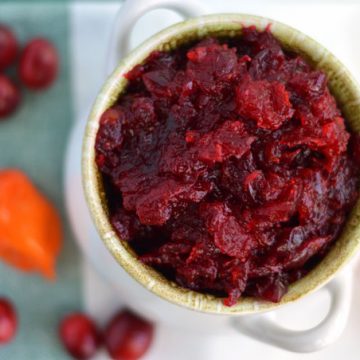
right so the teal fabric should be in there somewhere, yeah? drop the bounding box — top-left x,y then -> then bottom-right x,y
0,4 -> 81,359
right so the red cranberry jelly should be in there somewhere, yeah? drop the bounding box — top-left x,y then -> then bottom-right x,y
95,27 -> 360,306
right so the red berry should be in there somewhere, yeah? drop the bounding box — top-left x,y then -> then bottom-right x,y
0,25 -> 17,70
0,298 -> 17,344
105,310 -> 154,360
19,38 -> 58,90
0,74 -> 20,118
59,313 -> 101,360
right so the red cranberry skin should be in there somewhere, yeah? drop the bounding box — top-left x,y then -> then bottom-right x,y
105,311 -> 154,360
0,75 -> 20,118
0,25 -> 17,70
0,298 -> 17,344
59,313 -> 101,360
19,38 -> 58,90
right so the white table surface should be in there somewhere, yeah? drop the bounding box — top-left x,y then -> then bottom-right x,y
69,1 -> 360,358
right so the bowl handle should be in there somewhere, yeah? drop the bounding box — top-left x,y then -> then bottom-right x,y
232,271 -> 352,352
106,0 -> 206,75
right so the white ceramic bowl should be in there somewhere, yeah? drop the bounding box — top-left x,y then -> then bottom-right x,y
81,0 -> 360,352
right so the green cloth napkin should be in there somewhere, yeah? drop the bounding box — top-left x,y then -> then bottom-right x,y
0,3 -> 81,359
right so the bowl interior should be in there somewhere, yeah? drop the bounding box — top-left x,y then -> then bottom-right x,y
82,14 -> 360,315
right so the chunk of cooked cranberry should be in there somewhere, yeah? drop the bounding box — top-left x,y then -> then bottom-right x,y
242,170 -> 266,203
221,259 -> 249,306
135,178 -> 211,226
95,107 -> 124,154
143,69 -> 176,98
131,97 -> 157,129
249,48 -> 285,81
159,133 -> 204,179
111,208 -> 144,242
188,121 -> 256,165
246,275 -> 288,303
241,26 -> 283,56
95,107 -> 126,176
220,152 -> 259,203
321,117 -> 349,155
186,40 -> 238,92
328,158 -> 359,211
311,89 -> 340,121
200,202 -> 253,260
236,79 -> 294,130
289,71 -> 327,99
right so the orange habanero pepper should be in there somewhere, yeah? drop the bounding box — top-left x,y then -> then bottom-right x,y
0,169 -> 62,279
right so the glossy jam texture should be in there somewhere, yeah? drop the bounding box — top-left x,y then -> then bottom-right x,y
95,27 -> 360,306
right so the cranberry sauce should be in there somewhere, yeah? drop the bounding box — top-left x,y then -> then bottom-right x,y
95,27 -> 360,306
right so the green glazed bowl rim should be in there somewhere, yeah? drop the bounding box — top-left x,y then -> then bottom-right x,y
82,13 -> 360,315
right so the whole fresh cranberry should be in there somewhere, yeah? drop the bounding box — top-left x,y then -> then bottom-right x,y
0,298 -> 17,344
19,38 -> 58,90
105,310 -> 154,360
0,74 -> 20,118
59,313 -> 101,360
0,25 -> 17,70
